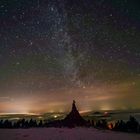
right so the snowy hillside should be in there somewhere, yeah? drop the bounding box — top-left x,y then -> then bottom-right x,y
0,128 -> 139,140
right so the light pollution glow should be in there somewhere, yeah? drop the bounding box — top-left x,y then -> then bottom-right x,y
0,78 -> 139,113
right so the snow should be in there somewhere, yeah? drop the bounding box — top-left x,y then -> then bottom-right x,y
0,128 -> 139,140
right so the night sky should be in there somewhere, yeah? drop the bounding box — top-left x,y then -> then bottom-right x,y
0,0 -> 140,113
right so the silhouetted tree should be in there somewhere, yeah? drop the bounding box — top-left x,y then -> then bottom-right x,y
95,119 -> 108,129
28,119 -> 37,127
3,120 -> 12,128
91,120 -> 95,127
0,120 -> 4,128
38,120 -> 43,127
126,116 -> 139,132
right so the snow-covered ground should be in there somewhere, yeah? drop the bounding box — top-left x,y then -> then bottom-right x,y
0,128 -> 139,140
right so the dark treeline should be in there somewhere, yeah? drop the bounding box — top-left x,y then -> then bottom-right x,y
0,116 -> 140,133
93,116 -> 140,133
0,119 -> 39,129
112,116 -> 140,133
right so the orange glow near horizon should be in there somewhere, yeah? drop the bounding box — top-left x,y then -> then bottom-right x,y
0,79 -> 140,113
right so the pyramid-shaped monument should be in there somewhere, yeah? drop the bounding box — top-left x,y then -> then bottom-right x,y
63,100 -> 87,127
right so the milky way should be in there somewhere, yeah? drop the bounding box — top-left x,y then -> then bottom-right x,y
0,0 -> 140,113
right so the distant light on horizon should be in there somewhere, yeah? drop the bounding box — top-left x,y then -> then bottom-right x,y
54,115 -> 58,118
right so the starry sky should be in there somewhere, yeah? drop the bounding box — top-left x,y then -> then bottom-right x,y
0,0 -> 140,113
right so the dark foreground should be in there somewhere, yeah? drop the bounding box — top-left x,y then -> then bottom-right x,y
0,128 -> 140,140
